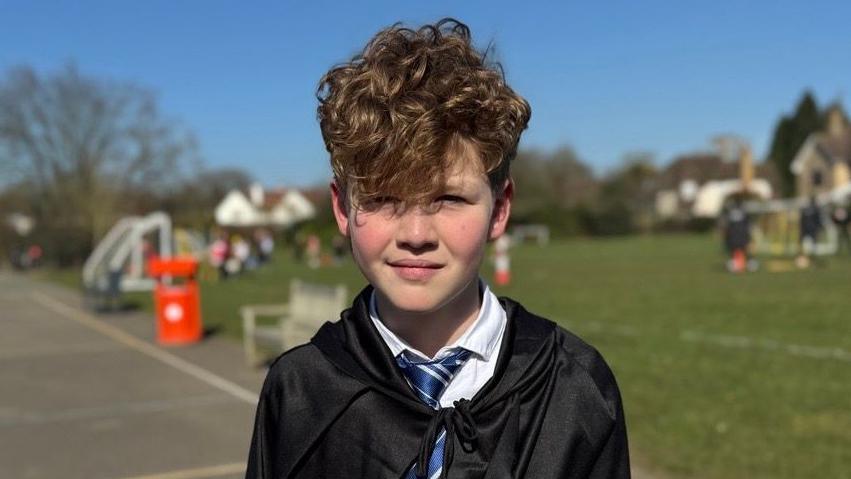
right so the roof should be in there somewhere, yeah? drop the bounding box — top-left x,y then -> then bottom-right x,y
813,131 -> 851,165
791,130 -> 851,174
657,153 -> 773,190
215,186 -> 317,227
260,189 -> 287,210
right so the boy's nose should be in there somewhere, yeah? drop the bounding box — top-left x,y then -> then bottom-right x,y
395,207 -> 438,250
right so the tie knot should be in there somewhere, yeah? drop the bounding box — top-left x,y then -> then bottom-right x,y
396,349 -> 472,409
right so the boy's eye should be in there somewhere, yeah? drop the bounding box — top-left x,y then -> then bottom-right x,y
436,195 -> 466,204
362,196 -> 401,211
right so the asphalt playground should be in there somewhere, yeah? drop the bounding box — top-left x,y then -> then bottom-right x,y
0,272 -> 267,479
0,272 -> 660,479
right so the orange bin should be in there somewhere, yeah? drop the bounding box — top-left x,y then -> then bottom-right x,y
148,256 -> 203,345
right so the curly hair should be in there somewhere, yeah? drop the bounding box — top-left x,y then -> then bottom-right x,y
317,18 -> 531,209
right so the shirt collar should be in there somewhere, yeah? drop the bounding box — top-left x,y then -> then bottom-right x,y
369,279 -> 506,362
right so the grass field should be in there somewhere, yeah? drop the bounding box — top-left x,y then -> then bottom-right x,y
36,234 -> 850,478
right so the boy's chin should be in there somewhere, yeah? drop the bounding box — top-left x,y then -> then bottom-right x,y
375,280 -> 475,318
380,294 -> 443,316
376,284 -> 459,316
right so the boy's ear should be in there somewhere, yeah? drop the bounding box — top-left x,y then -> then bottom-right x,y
330,181 -> 350,237
488,179 -> 513,240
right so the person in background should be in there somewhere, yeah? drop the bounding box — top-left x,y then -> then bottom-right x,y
830,201 -> 851,254
255,229 -> 275,264
305,233 -> 321,269
208,231 -> 230,280
231,234 -> 253,272
26,244 -> 43,268
331,234 -> 347,265
722,198 -> 754,273
797,196 -> 822,268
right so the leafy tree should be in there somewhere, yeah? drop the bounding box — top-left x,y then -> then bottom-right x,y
766,91 -> 822,197
588,153 -> 658,235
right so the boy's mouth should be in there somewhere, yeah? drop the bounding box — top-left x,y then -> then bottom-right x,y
387,259 -> 443,280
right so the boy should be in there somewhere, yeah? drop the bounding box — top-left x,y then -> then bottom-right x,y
247,19 -> 629,478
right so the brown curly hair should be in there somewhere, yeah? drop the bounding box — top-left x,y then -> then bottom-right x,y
317,18 -> 531,209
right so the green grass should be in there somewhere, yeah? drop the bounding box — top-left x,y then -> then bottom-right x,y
35,235 -> 851,478
496,235 -> 850,479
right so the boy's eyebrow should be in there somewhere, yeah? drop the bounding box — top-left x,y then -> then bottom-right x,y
443,173 -> 482,190
439,182 -> 467,193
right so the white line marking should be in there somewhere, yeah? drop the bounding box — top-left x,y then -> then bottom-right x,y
563,318 -> 850,362
0,394 -> 237,426
680,330 -> 851,362
31,292 -> 259,404
115,462 -> 245,479
565,320 -> 639,337
0,341 -> 125,360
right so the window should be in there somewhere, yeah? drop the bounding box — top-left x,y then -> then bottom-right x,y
812,170 -> 823,186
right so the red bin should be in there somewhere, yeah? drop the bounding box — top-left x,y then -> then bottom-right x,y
148,256 -> 203,345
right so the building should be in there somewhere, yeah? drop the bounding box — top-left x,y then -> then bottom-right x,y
790,104 -> 851,199
654,152 -> 774,219
5,212 -> 35,236
214,183 -> 316,228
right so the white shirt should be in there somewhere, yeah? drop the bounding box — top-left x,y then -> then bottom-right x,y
369,281 -> 506,407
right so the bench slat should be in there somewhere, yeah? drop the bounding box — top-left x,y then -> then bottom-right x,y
241,279 -> 347,366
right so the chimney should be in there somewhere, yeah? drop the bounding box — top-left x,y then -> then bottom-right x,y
827,106 -> 846,137
249,183 -> 264,207
739,146 -> 754,193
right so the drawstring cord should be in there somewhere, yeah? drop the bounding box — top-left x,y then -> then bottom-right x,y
414,399 -> 479,478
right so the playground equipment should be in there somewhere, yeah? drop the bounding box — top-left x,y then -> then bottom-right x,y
745,187 -> 850,257
82,212 -> 173,310
174,228 -> 207,257
511,224 -> 550,246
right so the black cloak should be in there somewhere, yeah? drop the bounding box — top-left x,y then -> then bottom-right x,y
246,287 -> 630,478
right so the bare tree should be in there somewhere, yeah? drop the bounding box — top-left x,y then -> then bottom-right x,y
0,64 -> 199,261
513,147 -> 596,213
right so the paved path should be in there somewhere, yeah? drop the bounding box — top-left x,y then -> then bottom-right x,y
0,271 -> 660,479
0,272 -> 266,479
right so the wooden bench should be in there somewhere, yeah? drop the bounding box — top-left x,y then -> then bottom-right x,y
241,279 -> 348,366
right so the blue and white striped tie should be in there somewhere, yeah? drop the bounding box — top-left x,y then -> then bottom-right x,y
396,349 -> 472,479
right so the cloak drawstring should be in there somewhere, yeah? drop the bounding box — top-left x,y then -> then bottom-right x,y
415,399 -> 479,479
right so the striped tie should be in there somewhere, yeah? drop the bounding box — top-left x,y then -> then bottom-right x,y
396,349 -> 472,479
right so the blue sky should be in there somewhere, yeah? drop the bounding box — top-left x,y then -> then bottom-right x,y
3,0 -> 850,187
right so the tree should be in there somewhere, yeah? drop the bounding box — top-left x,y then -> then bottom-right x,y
157,167 -> 254,231
0,64 -> 199,264
589,152 -> 658,235
766,91 -> 822,197
511,146 -> 597,236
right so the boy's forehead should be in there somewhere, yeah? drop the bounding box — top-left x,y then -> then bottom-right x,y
347,159 -> 486,196
348,140 -> 488,197
401,151 -> 486,190
443,157 -> 488,186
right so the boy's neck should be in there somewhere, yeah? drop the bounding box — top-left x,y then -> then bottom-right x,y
376,279 -> 482,358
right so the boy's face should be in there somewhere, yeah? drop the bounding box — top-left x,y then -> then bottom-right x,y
331,156 -> 512,318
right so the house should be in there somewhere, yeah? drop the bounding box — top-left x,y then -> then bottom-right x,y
690,178 -> 772,217
790,104 -> 851,199
5,212 -> 35,236
214,183 -> 316,228
654,152 -> 774,219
